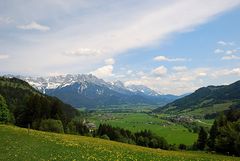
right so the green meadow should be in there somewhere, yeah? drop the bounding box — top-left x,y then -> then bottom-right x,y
87,112 -> 199,145
1,125 -> 239,161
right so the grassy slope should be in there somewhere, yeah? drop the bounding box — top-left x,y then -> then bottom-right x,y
166,102 -> 233,117
88,113 -> 198,145
187,102 -> 233,116
0,125 -> 239,161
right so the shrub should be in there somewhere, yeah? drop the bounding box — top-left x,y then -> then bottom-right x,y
100,134 -> 110,140
39,119 -> 64,133
149,138 -> 158,148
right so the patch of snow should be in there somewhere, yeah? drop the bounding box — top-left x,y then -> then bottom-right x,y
96,89 -> 104,95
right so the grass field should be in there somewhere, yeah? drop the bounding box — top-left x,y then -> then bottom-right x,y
187,102 -> 233,116
1,125 -> 239,161
87,112 -> 198,145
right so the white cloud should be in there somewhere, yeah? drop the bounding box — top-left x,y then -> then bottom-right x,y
214,49 -> 239,55
225,49 -> 238,55
198,72 -> 207,77
217,40 -> 235,46
217,41 -> 227,46
120,66 -> 240,95
222,55 -> 240,60
122,68 -> 229,94
124,74 -> 200,95
154,56 -> 168,61
123,67 -> 212,94
172,68 -> 208,82
212,68 -> 240,77
154,55 -> 187,62
152,66 -> 167,76
104,58 -> 115,65
0,54 -> 9,59
214,49 -> 224,54
172,66 -> 188,72
91,65 -> 113,78
231,68 -> 240,75
64,48 -> 102,57
17,21 -> 50,31
214,42 -> 239,60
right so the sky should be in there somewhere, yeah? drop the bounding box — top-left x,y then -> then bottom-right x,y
0,0 -> 240,95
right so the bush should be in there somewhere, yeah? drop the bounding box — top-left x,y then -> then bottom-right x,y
100,134 -> 110,140
169,144 -> 178,150
32,120 -> 41,130
179,144 -> 187,150
156,136 -> 169,150
39,119 -> 64,133
66,119 -> 89,135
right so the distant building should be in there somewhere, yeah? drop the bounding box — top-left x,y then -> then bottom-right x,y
85,122 -> 96,132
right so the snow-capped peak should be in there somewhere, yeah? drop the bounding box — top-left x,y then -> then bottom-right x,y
126,84 -> 162,96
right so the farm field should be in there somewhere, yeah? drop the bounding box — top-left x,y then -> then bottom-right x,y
0,125 -> 239,161
87,112 -> 199,145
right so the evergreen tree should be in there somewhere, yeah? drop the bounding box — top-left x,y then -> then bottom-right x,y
196,127 -> 208,150
207,120 -> 218,150
218,113 -> 227,127
215,121 -> 240,156
0,95 -> 10,123
51,100 -> 63,120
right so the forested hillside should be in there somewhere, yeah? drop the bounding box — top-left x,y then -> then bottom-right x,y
0,77 -> 79,131
154,80 -> 240,117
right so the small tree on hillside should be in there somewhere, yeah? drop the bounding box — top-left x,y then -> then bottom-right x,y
197,127 -> 208,150
0,95 -> 10,123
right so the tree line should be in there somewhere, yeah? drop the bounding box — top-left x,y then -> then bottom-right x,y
96,124 -> 169,149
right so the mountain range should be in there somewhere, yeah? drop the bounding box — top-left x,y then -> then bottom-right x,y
5,74 -> 180,108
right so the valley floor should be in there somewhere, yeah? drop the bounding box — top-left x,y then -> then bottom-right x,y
0,125 -> 239,161
87,112 -> 198,145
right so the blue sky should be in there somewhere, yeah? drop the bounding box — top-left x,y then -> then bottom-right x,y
0,0 -> 240,94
